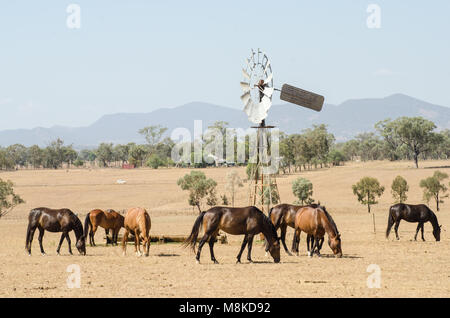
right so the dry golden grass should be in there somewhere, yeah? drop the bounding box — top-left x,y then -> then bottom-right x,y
0,160 -> 449,297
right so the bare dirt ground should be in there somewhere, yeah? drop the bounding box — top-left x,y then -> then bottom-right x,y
0,160 -> 449,298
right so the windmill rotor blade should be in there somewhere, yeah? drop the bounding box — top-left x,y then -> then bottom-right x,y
240,81 -> 250,92
242,68 -> 251,80
240,91 -> 251,105
264,73 -> 273,85
280,84 -> 324,112
263,87 -> 274,98
264,60 -> 271,74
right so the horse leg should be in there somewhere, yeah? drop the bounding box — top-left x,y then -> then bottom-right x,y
56,233 -> 65,255
247,234 -> 255,263
38,227 -> 46,255
280,225 -> 292,256
196,233 -> 210,264
65,232 -> 73,255
394,221 -> 401,240
291,231 -> 297,254
26,225 -> 37,255
91,225 -> 97,247
208,236 -> 219,264
236,234 -> 249,264
309,237 -> 316,258
414,223 -> 421,241
293,228 -> 301,256
135,230 -> 141,257
421,223 -> 425,241
122,229 -> 129,256
306,235 -> 312,256
315,237 -> 321,256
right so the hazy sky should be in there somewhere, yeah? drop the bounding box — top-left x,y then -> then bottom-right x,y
1,1 -> 449,130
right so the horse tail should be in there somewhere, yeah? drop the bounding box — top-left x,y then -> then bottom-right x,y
386,206 -> 395,238
141,212 -> 151,239
84,212 -> 92,239
25,223 -> 32,250
183,212 -> 206,251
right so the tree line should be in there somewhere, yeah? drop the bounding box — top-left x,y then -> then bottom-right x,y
1,116 -> 449,171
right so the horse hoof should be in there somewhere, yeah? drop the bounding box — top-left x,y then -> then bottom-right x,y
264,252 -> 268,258
41,253 -> 46,256
307,251 -> 311,257
196,260 -> 200,265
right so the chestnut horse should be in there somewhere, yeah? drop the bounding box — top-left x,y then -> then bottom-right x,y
386,203 -> 441,241
25,207 -> 86,255
184,206 -> 280,264
294,205 -> 342,258
84,209 -> 124,246
269,203 -> 322,255
122,207 -> 151,257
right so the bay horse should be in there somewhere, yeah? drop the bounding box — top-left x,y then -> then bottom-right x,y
122,207 -> 151,257
84,209 -> 124,246
184,206 -> 280,264
294,205 -> 342,258
269,203 -> 322,255
25,207 -> 86,256
386,203 -> 441,241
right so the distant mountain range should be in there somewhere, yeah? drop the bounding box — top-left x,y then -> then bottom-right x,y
1,94 -> 449,148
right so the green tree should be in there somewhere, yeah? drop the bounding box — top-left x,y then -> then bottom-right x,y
177,171 -> 218,213
43,138 -> 66,169
352,177 -> 385,213
328,149 -> 347,166
391,176 -> 409,203
377,117 -> 442,168
292,178 -> 314,205
27,145 -> 44,169
146,154 -> 165,169
128,144 -> 148,167
226,170 -> 243,207
96,143 -> 114,167
0,179 -> 25,218
420,171 -> 449,211
139,125 -> 168,155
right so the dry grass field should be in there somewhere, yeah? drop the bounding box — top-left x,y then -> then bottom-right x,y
1,160 -> 449,298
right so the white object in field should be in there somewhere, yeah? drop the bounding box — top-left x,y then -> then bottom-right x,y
240,49 -> 274,124
116,179 -> 127,185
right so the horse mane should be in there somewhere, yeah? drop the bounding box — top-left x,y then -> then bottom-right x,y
71,214 -> 84,240
261,211 -> 278,240
319,206 -> 339,235
425,206 -> 440,229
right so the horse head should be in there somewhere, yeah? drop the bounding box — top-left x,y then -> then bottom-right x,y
329,233 -> 342,258
433,225 -> 441,242
76,236 -> 86,255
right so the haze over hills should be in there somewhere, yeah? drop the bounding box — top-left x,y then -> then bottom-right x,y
1,94 -> 449,148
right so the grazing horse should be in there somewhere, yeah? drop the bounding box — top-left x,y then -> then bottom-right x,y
25,207 -> 86,256
269,203 -> 322,255
84,209 -> 124,246
386,203 -> 441,241
122,207 -> 151,257
294,206 -> 342,258
184,206 -> 280,264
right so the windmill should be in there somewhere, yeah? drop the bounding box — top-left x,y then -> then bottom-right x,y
240,48 -> 324,213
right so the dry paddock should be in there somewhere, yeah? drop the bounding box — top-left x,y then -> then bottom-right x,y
0,160 -> 449,297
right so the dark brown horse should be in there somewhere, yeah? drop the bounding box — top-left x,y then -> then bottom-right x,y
84,209 -> 124,246
25,207 -> 86,256
386,203 -> 441,241
269,203 -> 323,255
294,205 -> 342,258
184,206 -> 280,264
